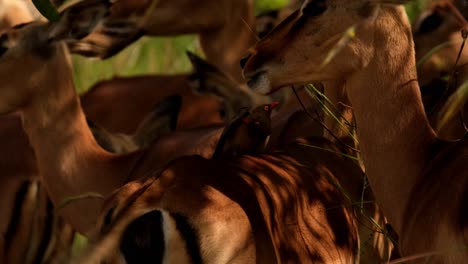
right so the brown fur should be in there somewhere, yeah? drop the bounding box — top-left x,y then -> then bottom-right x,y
243,1 -> 468,262
245,3 -> 359,149
84,137 -> 369,263
0,0 -> 249,235
0,74 -> 183,264
81,75 -> 224,134
0,0 -> 33,34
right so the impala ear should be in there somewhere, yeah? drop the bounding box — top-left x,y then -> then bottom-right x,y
414,11 -> 443,34
133,95 -> 182,148
187,51 -> 221,74
87,118 -> 117,153
187,51 -> 224,94
48,0 -> 111,42
186,50 -> 235,96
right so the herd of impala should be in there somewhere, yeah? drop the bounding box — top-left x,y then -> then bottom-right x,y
0,0 -> 466,263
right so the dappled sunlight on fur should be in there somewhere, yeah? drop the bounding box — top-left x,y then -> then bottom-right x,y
87,137 -> 395,263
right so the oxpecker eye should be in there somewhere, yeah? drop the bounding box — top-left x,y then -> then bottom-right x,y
240,55 -> 250,69
271,101 -> 280,110
302,0 -> 327,17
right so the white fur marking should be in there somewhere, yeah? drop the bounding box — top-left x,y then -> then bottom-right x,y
161,210 -> 193,264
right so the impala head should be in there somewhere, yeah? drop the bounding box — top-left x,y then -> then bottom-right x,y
412,0 -> 468,86
256,10 -> 281,39
187,50 -> 273,122
242,0 -> 403,94
0,0 -> 110,114
255,0 -> 303,39
187,50 -> 238,96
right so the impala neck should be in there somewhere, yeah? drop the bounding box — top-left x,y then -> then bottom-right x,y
199,0 -> 256,82
20,47 -> 138,235
345,7 -> 437,234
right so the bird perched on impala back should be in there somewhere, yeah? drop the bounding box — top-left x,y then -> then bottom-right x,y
213,102 -> 279,158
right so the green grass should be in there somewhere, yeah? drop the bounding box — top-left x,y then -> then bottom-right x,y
255,0 -> 289,14
405,0 -> 429,21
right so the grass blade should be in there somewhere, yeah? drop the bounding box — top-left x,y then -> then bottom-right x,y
56,192 -> 104,212
320,25 -> 357,70
297,143 -> 359,161
416,40 -> 458,68
436,80 -> 468,133
32,0 -> 61,22
304,85 -> 358,141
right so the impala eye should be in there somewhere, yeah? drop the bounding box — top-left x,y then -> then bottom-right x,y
302,0 -> 327,17
417,13 -> 443,34
103,207 -> 115,226
240,55 -> 250,69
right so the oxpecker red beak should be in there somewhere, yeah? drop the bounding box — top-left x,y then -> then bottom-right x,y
271,101 -> 280,109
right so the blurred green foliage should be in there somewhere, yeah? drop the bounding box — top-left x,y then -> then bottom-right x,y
255,0 -> 289,14
405,0 -> 429,22
32,0 -> 60,21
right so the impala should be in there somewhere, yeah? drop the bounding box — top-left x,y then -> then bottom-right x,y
412,0 -> 468,140
254,0 -> 357,147
81,137 -> 392,263
0,95 -> 182,263
243,0 -> 468,262
68,0 -> 256,81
